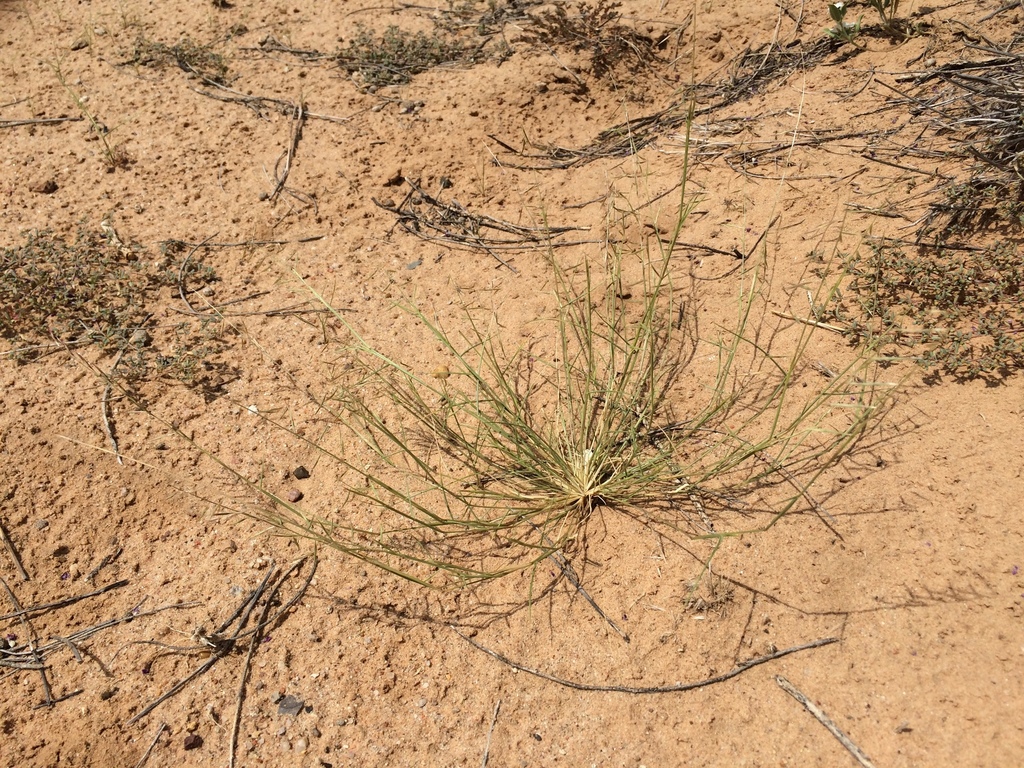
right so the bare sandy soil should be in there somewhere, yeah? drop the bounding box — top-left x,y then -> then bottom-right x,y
2,0 -> 1024,766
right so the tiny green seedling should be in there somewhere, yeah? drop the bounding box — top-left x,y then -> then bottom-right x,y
825,2 -> 861,44
865,0 -> 903,35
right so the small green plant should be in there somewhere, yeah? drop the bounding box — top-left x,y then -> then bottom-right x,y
338,25 -> 467,90
521,0 -> 656,79
0,227 -> 151,348
825,2 -> 861,44
0,226 -> 225,390
865,0 -> 903,34
816,240 -> 1024,380
50,58 -> 133,170
129,34 -> 230,84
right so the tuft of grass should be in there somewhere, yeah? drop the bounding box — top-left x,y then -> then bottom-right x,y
50,58 -> 133,171
202,175 -> 887,588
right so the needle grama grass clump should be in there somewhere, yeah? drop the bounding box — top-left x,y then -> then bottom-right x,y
228,195 -> 887,588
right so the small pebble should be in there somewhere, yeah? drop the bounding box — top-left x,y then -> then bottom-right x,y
29,179 -> 58,194
270,691 -> 284,705
293,466 -> 310,480
35,520 -> 49,530
278,694 -> 304,716
183,734 -> 203,751
293,737 -> 308,753
415,698 -> 427,708
280,738 -> 291,752
284,489 -> 303,503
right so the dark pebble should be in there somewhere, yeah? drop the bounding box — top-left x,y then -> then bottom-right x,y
183,733 -> 203,750
30,179 -> 58,194
278,694 -> 304,717
293,466 -> 310,479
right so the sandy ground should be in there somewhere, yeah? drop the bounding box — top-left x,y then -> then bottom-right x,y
2,0 -> 1024,766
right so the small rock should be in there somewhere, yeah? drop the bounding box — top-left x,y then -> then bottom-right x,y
278,694 -> 304,716
270,691 -> 284,705
35,520 -> 49,530
415,698 -> 427,708
293,466 -> 310,480
280,738 -> 292,752
383,168 -> 403,187
130,329 -> 150,346
70,37 -> 89,50
30,179 -> 58,194
284,489 -> 303,503
398,100 -> 418,114
183,733 -> 203,751
293,737 -> 308,753
311,726 -> 321,738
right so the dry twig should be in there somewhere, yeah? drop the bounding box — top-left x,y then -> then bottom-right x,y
481,699 -> 501,768
0,116 -> 84,128
125,556 -> 315,727
0,519 -> 29,581
775,675 -> 877,768
453,628 -> 837,693
132,722 -> 167,768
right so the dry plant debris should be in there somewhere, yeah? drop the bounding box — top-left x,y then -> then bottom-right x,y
519,0 -> 658,79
